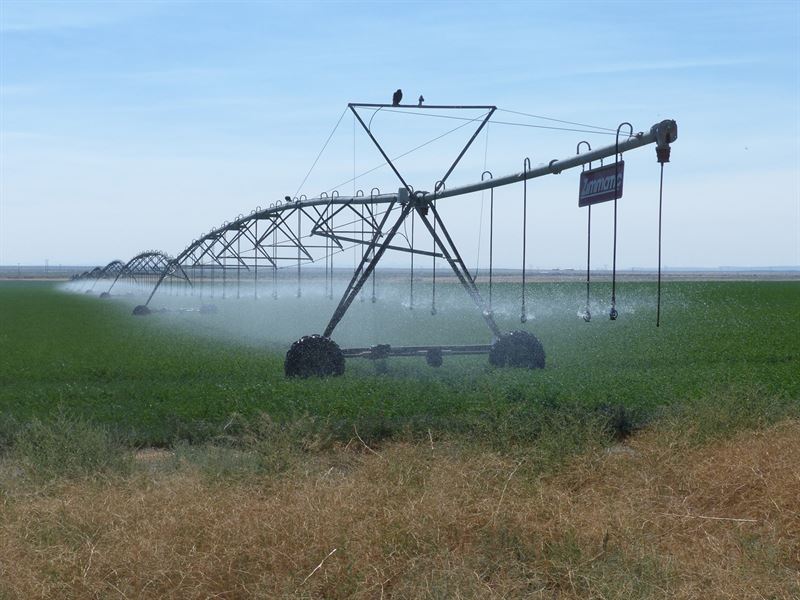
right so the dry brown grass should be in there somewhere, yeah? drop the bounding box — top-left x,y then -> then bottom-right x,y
1,421 -> 798,599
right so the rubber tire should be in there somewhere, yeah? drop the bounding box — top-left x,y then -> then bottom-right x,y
284,335 -> 345,378
489,330 -> 545,369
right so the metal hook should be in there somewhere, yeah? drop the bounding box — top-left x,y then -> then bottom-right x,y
615,122 -> 634,159
579,140 -> 594,323
331,190 -> 339,199
299,194 -> 307,202
609,124 -> 631,322
576,141 -> 592,172
480,170 -> 496,316
355,189 -> 364,197
521,157 -> 531,324
370,187 -> 380,199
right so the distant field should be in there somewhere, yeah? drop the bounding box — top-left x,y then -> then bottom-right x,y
1,279 -> 798,448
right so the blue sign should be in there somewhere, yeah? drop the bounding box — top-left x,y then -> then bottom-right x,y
579,161 -> 624,207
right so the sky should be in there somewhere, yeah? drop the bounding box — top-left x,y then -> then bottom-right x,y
1,0 -> 798,270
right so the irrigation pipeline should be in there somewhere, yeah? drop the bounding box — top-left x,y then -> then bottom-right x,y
161,118 -> 676,255
79,109 -> 676,348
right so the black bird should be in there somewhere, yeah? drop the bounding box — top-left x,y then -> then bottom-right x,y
284,195 -> 291,202
392,89 -> 403,106
418,95 -> 424,107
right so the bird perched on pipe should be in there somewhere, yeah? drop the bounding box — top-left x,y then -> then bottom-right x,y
418,95 -> 424,107
392,89 -> 403,106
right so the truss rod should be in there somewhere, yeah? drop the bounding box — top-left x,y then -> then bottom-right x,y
221,118 -> 675,216
434,119 -> 677,200
139,118 -> 675,308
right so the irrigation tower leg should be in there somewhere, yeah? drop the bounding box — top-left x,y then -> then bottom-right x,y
322,197 -> 501,340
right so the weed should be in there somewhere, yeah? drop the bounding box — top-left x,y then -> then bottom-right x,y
10,410 -> 132,481
2,421 -> 798,598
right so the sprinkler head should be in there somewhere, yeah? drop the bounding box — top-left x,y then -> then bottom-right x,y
430,306 -> 437,315
583,310 -> 591,322
520,313 -> 528,324
609,307 -> 618,320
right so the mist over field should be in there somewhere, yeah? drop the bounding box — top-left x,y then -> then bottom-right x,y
63,270 -> 693,352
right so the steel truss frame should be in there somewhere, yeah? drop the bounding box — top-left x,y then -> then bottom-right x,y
82,103 -> 677,362
105,251 -> 188,294
75,260 -> 124,281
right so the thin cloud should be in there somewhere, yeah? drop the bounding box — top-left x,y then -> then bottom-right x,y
0,2 -> 162,33
569,57 -> 758,76
119,67 -> 240,85
0,84 -> 42,97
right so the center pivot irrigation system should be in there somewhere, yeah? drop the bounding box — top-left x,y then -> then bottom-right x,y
75,101 -> 677,377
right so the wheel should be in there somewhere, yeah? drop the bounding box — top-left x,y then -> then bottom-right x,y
489,330 -> 545,369
425,348 -> 443,367
284,335 -> 345,378
132,304 -> 151,316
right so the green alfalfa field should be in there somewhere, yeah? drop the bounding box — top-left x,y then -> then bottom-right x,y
1,279 -> 798,599
1,279 -> 798,449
